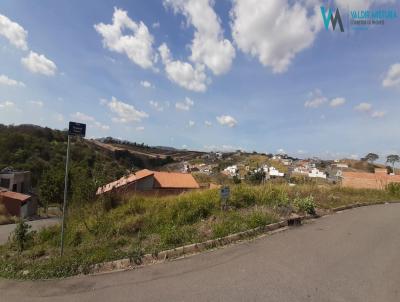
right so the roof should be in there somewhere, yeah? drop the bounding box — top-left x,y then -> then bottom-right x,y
96,169 -> 199,194
153,171 -> 200,189
0,189 -> 31,202
96,169 -> 154,195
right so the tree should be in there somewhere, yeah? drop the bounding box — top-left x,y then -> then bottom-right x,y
386,154 -> 400,173
363,153 -> 379,164
13,219 -> 32,253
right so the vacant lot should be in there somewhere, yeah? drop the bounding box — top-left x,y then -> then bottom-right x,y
0,183 -> 399,280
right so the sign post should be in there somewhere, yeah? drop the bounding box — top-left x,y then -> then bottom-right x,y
60,122 -> 86,257
220,186 -> 230,211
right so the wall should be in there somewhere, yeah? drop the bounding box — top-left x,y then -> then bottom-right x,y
0,196 -> 21,217
342,174 -> 400,190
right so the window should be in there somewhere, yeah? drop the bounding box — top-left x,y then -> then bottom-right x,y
12,183 -> 17,192
0,178 -> 10,189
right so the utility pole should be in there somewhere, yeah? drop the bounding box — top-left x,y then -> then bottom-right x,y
60,135 -> 70,257
60,122 -> 86,257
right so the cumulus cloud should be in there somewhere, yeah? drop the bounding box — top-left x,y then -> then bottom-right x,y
140,80 -> 154,88
94,8 -> 156,69
354,102 -> 372,112
231,0 -> 321,73
0,14 -> 28,50
164,0 -> 235,75
216,115 -> 237,127
329,97 -> 346,107
0,101 -> 15,109
71,111 -> 110,131
204,120 -> 212,127
106,96 -> 149,123
304,89 -> 327,108
159,43 -> 208,92
382,63 -> 400,88
149,100 -> 164,111
0,74 -> 25,87
136,126 -> 145,131
188,120 -> 195,127
21,51 -> 57,76
175,97 -> 194,111
371,110 -> 386,118
28,100 -> 44,107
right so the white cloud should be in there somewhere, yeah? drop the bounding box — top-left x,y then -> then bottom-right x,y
231,0 -> 321,73
0,74 -> 25,87
106,96 -> 149,123
71,112 -> 110,131
71,111 -> 95,122
354,102 -> 372,112
216,115 -> 237,127
304,89 -> 327,108
371,111 -> 386,118
175,97 -> 194,111
21,51 -> 57,76
140,80 -> 154,88
165,0 -> 235,75
188,120 -> 195,127
136,126 -> 145,131
204,120 -> 212,127
329,97 -> 346,107
28,100 -> 43,107
152,22 -> 160,29
94,8 -> 156,69
159,43 -> 208,92
149,100 -> 163,111
382,63 -> 400,88
0,101 -> 15,109
0,14 -> 28,50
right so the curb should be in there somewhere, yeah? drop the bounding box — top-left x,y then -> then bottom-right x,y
89,200 -> 400,275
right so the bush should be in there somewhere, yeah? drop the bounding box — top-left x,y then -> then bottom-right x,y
12,219 -> 32,253
387,183 -> 400,197
294,196 -> 316,215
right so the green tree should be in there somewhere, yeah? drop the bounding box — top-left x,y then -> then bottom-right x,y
363,153 -> 379,164
38,166 -> 65,213
386,154 -> 400,173
13,219 -> 32,253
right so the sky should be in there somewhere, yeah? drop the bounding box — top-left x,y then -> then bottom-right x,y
0,0 -> 399,160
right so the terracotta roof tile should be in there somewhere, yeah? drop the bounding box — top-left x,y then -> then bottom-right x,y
0,190 -> 30,202
153,171 -> 200,189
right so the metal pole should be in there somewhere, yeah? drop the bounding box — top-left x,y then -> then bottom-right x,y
60,135 -> 70,257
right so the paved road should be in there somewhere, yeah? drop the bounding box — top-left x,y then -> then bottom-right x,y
1,204 -> 400,302
0,218 -> 59,244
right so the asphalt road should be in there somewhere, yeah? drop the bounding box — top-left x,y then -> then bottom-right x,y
0,218 -> 59,244
1,203 -> 400,302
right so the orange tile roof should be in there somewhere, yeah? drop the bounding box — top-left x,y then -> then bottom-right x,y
96,169 -> 199,194
0,190 -> 30,202
153,171 -> 200,189
96,169 -> 154,195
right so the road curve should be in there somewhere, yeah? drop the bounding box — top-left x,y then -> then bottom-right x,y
1,203 -> 400,302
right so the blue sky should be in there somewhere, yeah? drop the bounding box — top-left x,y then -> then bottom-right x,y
0,0 -> 399,160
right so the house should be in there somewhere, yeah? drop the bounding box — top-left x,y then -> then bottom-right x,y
308,168 -> 327,179
0,167 -> 31,194
223,165 -> 238,177
96,169 -> 200,196
341,168 -> 400,190
0,188 -> 37,218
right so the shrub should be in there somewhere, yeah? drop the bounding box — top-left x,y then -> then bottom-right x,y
12,219 -> 32,253
294,196 -> 316,215
230,185 -> 257,208
387,183 -> 400,197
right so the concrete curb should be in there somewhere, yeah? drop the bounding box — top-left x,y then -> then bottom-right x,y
90,201 -> 400,275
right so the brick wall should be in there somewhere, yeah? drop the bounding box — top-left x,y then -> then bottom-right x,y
342,173 -> 400,190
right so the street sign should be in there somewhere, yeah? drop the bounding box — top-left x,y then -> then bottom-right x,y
68,121 -> 86,137
220,186 -> 230,211
220,186 -> 230,199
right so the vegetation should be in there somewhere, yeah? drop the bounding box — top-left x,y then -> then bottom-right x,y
1,182 -> 399,280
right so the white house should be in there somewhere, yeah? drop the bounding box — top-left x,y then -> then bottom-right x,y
223,165 -> 238,177
308,168 -> 327,179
